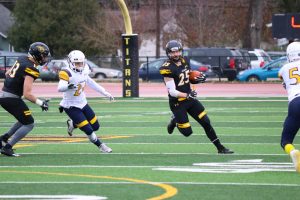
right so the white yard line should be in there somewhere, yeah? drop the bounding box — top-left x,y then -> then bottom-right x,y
0,181 -> 298,187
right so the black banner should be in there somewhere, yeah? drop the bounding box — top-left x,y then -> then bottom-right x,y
122,34 -> 139,97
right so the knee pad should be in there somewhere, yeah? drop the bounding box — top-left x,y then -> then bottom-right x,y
91,121 -> 100,131
22,116 -> 34,125
178,127 -> 193,137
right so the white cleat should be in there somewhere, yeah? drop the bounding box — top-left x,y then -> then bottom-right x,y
99,143 -> 112,153
290,149 -> 300,172
67,119 -> 74,136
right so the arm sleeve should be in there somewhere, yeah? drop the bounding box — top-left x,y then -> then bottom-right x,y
165,79 -> 180,97
57,79 -> 69,92
86,76 -> 110,97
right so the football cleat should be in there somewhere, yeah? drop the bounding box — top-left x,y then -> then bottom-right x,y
290,150 -> 300,172
167,115 -> 176,134
99,143 -> 112,153
218,147 -> 234,154
0,136 -> 8,149
1,147 -> 19,157
67,119 -> 74,136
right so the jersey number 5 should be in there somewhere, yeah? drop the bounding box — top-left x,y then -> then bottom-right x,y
178,70 -> 189,86
289,67 -> 300,84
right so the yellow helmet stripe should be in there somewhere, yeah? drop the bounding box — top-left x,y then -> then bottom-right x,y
177,122 -> 191,128
76,120 -> 89,128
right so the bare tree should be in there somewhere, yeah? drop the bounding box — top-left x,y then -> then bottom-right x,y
249,0 -> 264,48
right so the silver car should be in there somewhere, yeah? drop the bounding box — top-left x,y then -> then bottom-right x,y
87,60 -> 122,80
39,59 -> 122,81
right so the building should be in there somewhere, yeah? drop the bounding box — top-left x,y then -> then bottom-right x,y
0,4 -> 14,51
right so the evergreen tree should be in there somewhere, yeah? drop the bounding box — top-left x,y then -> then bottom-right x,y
8,0 -> 108,57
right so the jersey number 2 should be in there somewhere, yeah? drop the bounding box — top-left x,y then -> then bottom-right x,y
178,70 -> 189,86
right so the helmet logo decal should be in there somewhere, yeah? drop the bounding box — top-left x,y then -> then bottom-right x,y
36,45 -> 45,53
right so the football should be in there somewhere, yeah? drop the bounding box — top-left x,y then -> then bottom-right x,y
189,70 -> 203,84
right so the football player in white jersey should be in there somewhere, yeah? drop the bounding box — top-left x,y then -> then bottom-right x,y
57,50 -> 113,153
278,42 -> 300,172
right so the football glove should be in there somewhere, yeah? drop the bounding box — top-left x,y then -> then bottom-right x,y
186,90 -> 197,99
103,92 -> 114,102
58,106 -> 64,113
41,99 -> 49,111
68,83 -> 78,90
194,73 -> 206,83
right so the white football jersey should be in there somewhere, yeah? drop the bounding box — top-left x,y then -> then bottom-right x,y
279,60 -> 300,102
59,65 -> 91,109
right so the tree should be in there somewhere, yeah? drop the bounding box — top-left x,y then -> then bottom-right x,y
278,0 -> 300,12
8,0 -> 114,57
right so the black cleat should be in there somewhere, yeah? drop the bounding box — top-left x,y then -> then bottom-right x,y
167,115 -> 176,134
218,147 -> 234,154
1,147 -> 19,157
0,136 -> 8,149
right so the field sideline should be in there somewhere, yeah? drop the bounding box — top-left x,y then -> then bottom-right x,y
1,83 -> 299,200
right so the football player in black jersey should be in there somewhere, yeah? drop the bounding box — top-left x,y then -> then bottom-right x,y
159,40 -> 233,154
0,42 -> 51,156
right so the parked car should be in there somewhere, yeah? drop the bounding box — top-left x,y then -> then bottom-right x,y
39,59 -> 122,81
237,49 -> 252,70
266,51 -> 286,60
236,56 -> 287,82
183,47 -> 246,81
138,57 -> 216,81
248,49 -> 272,69
38,59 -> 65,81
0,51 -> 27,78
87,60 -> 122,80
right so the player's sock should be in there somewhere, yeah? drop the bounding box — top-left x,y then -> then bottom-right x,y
8,124 -> 34,146
88,132 -> 101,147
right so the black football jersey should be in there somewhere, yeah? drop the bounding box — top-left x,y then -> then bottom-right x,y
159,57 -> 191,100
2,56 -> 40,97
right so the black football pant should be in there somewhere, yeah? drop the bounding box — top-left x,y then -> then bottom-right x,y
169,98 -> 219,142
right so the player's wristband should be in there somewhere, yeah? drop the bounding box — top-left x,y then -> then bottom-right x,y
35,98 -> 43,106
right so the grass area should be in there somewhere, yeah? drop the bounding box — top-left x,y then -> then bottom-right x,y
0,97 -> 299,200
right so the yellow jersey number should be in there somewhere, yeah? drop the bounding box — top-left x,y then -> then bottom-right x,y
289,67 -> 300,84
74,83 -> 85,96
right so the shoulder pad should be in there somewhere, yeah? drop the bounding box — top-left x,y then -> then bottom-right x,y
59,69 -> 71,81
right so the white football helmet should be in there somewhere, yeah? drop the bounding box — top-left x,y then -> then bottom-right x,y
286,42 -> 300,63
67,50 -> 86,72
